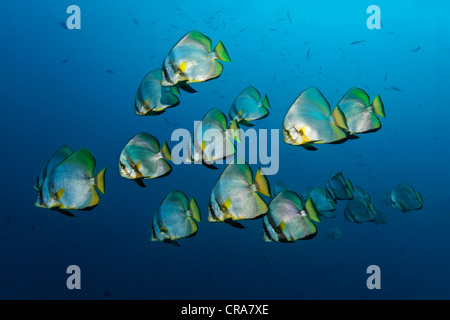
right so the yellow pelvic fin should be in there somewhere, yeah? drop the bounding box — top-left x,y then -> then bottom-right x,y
221,198 -> 232,213
52,188 -> 65,201
277,221 -> 286,232
177,61 -> 187,74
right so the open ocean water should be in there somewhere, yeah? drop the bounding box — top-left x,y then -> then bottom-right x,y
1,0 -> 449,300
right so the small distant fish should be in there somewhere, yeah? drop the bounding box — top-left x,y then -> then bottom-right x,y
61,59 -> 69,64
327,225 -> 343,240
384,73 -> 387,81
119,132 -> 172,188
171,24 -> 178,29
287,11 -> 293,24
229,86 -> 270,126
105,69 -> 114,74
411,46 -> 421,52
161,30 -> 231,87
307,187 -> 337,219
344,186 -> 377,223
390,183 -> 423,212
390,86 -> 402,92
151,190 -> 201,246
263,190 -> 320,242
102,291 -> 112,297
6,216 -> 11,223
350,40 -> 365,45
239,28 -> 247,32
325,172 -> 354,202
132,18 -> 139,27
31,225 -> 35,232
306,48 -> 310,59
269,28 -> 278,32
148,55 -> 156,59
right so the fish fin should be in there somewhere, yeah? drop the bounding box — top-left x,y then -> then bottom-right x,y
160,141 -> 172,161
212,60 -> 224,79
213,40 -> 231,62
169,85 -> 181,95
189,198 -> 201,222
163,239 -> 180,247
94,167 -> 107,194
304,219 -> 317,238
160,226 -> 169,233
88,185 -> 101,207
52,208 -> 75,217
329,123 -> 348,143
254,168 -> 271,197
183,30 -> 212,51
331,105 -> 348,131
202,159 -> 218,170
224,218 -> 246,229
178,81 -> 197,93
135,179 -> 146,188
228,119 -> 241,143
301,144 -> 318,151
305,197 -> 320,222
254,193 -> 269,215
370,94 -> 385,118
261,94 -> 270,109
52,188 -> 65,201
221,197 -> 232,212
201,141 -> 207,152
416,191 -> 424,204
160,92 -> 180,109
277,221 -> 286,232
348,134 -> 360,140
346,178 -> 354,195
239,120 -> 254,127
177,61 -> 187,74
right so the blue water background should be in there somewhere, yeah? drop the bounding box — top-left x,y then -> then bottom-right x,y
1,0 -> 449,299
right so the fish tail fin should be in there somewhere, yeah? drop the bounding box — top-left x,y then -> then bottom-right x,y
304,197 -> 320,222
94,167 -> 107,194
254,168 -> 271,197
261,94 -> 270,109
370,94 -> 385,118
160,141 -> 172,161
189,198 -> 201,222
331,105 -> 348,131
228,119 -> 241,143
346,178 -> 354,197
416,191 -> 424,204
213,40 -> 231,62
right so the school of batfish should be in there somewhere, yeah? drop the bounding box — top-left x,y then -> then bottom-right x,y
34,30 -> 424,246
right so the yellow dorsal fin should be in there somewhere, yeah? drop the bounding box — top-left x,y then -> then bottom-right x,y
135,162 -> 141,171
201,141 -> 207,152
177,61 -> 187,74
